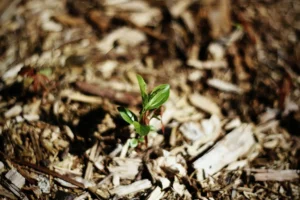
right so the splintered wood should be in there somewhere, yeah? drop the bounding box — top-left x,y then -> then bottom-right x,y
248,169 -> 300,182
110,179 -> 152,197
193,124 -> 255,179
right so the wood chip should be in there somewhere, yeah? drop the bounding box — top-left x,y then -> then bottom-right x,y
189,93 -> 222,117
208,43 -> 225,60
110,179 -> 152,197
2,63 -> 23,80
172,177 -> 186,197
5,169 -> 25,189
75,81 -> 140,105
250,169 -> 300,182
207,78 -> 244,94
60,89 -> 103,104
225,118 -> 242,130
23,114 -> 39,121
108,158 -> 142,180
187,59 -> 227,69
0,176 -> 28,200
186,115 -> 222,158
159,177 -> 170,190
193,124 -> 255,179
4,105 -> 22,118
169,0 -> 193,18
63,125 -> 74,141
147,186 -> 164,200
96,27 -> 146,53
53,14 -> 85,27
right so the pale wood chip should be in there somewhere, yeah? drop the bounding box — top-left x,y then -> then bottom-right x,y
179,122 -> 204,141
74,192 -> 90,200
63,125 -> 74,141
226,160 -> 248,170
158,177 -> 170,190
189,93 -> 222,117
255,120 -> 279,133
84,142 -> 99,180
187,59 -> 227,69
96,27 -> 146,53
110,179 -> 152,197
0,175 -> 28,200
2,63 -> 23,80
208,43 -> 225,60
97,60 -> 118,79
186,115 -> 222,158
60,89 -> 102,104
207,78 -> 244,94
41,12 -> 63,32
109,144 -> 122,158
147,186 -> 164,200
5,169 -> 25,189
169,0 -> 193,17
108,158 -> 142,180
181,11 -> 195,32
180,115 -> 221,143
225,118 -> 242,130
23,114 -> 39,121
172,177 -> 186,196
120,139 -> 130,158
251,169 -> 299,181
129,8 -> 161,27
193,124 -> 255,179
4,105 -> 22,118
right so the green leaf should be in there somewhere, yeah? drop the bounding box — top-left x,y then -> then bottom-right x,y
129,138 -> 138,148
136,74 -> 148,107
149,125 -> 156,131
133,121 -> 151,136
24,77 -> 34,87
138,137 -> 145,142
145,84 -> 170,110
117,107 -> 137,124
38,68 -> 52,77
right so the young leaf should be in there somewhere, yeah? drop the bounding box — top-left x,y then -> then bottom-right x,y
117,107 -> 137,124
38,68 -> 52,77
129,138 -> 138,148
138,137 -> 145,142
149,125 -> 156,131
133,121 -> 151,136
145,84 -> 170,110
136,74 -> 148,107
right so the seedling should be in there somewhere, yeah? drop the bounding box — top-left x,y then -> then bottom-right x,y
118,74 -> 170,148
18,67 -> 52,93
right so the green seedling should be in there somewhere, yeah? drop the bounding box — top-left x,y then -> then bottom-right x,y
18,67 -> 53,93
118,74 -> 170,148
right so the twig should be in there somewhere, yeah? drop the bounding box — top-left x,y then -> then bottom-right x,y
13,160 -> 85,189
76,81 -> 141,106
0,176 -> 28,200
0,152 -> 85,189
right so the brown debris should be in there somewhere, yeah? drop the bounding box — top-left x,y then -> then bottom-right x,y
87,10 -> 111,32
53,14 -> 85,27
76,81 -> 141,106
